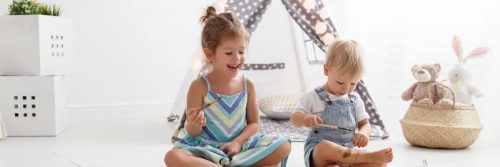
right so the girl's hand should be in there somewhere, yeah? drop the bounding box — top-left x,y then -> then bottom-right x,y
353,131 -> 369,147
304,114 -> 324,128
186,108 -> 205,126
219,141 -> 242,157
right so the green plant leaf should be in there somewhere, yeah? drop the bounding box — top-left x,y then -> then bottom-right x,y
8,0 -> 62,16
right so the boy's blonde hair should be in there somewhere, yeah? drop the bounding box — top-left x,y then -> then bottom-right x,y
325,39 -> 365,80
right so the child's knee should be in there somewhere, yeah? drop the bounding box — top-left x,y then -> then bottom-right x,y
164,149 -> 185,165
164,150 -> 176,165
314,140 -> 339,157
272,142 -> 291,161
280,142 -> 291,155
316,140 -> 332,150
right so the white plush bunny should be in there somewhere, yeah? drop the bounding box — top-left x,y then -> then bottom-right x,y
449,36 -> 488,105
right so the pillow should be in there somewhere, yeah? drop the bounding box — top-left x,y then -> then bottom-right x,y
258,95 -> 299,120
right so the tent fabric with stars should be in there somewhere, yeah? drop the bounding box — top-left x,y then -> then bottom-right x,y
168,0 -> 388,141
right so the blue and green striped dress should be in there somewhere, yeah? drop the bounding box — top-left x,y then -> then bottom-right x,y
173,75 -> 289,167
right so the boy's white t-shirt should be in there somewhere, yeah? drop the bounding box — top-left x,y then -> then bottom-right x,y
295,90 -> 369,122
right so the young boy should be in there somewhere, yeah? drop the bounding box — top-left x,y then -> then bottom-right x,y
290,39 -> 393,167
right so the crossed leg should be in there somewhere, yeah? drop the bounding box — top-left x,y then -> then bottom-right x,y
311,140 -> 393,167
251,141 -> 291,167
165,142 -> 291,167
164,149 -> 219,167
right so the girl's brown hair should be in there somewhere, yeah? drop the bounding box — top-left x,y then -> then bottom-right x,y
200,6 -> 250,53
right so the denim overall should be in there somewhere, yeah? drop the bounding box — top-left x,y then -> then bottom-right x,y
304,87 -> 358,167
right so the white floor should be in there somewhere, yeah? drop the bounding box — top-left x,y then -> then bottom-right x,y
1,102 -> 499,167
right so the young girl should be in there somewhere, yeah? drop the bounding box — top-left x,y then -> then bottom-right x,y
290,40 -> 393,167
164,6 -> 290,167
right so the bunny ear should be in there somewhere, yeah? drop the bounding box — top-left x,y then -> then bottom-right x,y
452,36 -> 463,62
464,47 -> 488,63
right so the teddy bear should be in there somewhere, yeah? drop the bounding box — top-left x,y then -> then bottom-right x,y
401,64 -> 453,105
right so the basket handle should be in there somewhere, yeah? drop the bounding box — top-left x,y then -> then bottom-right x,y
430,82 -> 456,109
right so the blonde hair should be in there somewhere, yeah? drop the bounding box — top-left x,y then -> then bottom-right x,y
325,39 -> 365,80
200,6 -> 249,53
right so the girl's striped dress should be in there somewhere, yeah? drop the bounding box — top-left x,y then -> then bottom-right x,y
173,76 -> 289,167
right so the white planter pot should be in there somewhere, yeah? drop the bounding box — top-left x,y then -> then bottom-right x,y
0,15 -> 73,76
0,76 -> 67,136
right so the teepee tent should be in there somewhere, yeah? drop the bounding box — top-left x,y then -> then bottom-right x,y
168,0 -> 388,140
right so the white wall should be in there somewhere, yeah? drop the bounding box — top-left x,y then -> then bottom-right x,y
1,0 -> 213,108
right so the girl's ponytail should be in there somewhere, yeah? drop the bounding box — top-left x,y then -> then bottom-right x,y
200,6 -> 217,23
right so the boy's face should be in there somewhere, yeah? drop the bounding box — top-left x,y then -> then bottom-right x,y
323,64 -> 359,96
206,36 -> 247,77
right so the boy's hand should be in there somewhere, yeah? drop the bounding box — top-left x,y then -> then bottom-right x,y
219,141 -> 242,158
303,114 -> 324,128
186,108 -> 205,126
353,131 -> 369,147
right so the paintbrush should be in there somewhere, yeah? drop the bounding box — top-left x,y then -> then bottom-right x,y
202,96 -> 222,110
171,96 -> 222,143
319,124 -> 354,132
194,96 -> 221,122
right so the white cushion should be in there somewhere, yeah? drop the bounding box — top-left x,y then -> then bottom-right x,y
258,95 -> 299,120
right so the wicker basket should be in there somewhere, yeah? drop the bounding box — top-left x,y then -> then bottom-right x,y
400,101 -> 482,149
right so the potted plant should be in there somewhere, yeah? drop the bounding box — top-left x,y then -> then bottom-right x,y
8,0 -> 62,16
0,0 -> 73,76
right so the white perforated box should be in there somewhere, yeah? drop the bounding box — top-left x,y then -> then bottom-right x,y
0,15 -> 73,76
0,76 -> 67,136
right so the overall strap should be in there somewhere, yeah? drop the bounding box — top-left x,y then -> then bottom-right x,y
201,76 -> 211,92
314,87 -> 332,105
348,93 -> 358,129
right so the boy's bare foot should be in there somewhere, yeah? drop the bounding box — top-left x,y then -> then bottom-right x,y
355,148 -> 393,164
325,165 -> 340,167
366,148 -> 393,163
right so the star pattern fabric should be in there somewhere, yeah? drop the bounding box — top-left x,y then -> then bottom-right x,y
225,0 -> 272,35
355,80 -> 386,131
281,0 -> 338,52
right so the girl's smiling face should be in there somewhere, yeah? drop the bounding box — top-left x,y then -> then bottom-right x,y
208,36 -> 247,77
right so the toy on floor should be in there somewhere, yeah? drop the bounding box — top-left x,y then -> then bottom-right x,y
418,160 -> 429,167
448,36 -> 488,105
